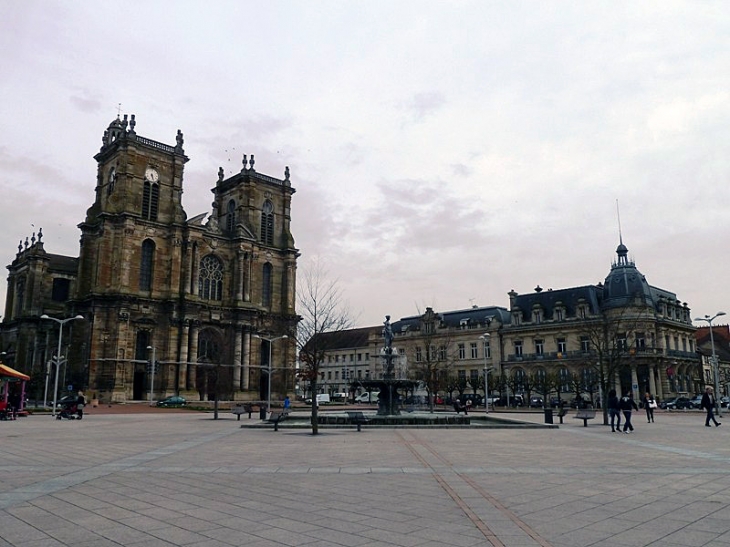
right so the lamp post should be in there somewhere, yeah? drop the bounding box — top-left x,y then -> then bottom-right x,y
253,334 -> 288,417
480,333 -> 491,412
147,346 -> 156,406
695,312 -> 726,417
41,314 -> 84,417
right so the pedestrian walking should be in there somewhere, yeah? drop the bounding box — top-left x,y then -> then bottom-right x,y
643,391 -> 656,423
619,392 -> 638,433
701,386 -> 721,427
283,396 -> 291,413
607,389 -> 621,432
76,391 -> 87,419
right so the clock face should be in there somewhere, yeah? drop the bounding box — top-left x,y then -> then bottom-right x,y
145,168 -> 159,182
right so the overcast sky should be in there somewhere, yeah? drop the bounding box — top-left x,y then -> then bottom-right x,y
1,1 -> 729,328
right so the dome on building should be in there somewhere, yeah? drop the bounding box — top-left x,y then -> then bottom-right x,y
602,240 -> 655,309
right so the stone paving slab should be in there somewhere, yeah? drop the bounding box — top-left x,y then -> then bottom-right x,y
1,408 -> 729,546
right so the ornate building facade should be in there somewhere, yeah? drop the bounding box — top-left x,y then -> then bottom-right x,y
2,115 -> 299,403
316,240 -> 698,403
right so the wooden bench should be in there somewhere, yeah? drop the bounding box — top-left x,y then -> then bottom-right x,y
574,409 -> 596,427
346,411 -> 370,432
266,411 -> 289,431
231,403 -> 255,421
557,407 -> 568,424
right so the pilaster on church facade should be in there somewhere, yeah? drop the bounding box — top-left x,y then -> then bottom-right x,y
1,115 -> 299,405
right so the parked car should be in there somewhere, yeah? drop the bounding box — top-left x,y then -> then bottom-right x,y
54,395 -> 78,408
354,392 -> 379,403
661,396 -> 692,410
721,396 -> 730,408
688,395 -> 704,409
156,396 -> 187,407
529,396 -> 544,408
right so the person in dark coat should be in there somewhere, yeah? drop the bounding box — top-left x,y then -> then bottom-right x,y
607,389 -> 621,432
619,392 -> 638,433
701,387 -> 721,427
643,392 -> 655,423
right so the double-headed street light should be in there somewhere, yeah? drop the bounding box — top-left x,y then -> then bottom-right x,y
253,334 -> 288,417
695,311 -> 726,417
41,314 -> 84,417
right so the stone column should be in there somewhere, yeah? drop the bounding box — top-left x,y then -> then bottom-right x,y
242,330 -> 250,390
179,321 -> 189,390
188,324 -> 199,390
235,250 -> 245,303
233,327 -> 242,391
649,365 -> 657,398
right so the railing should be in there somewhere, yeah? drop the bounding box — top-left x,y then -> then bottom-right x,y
136,136 -> 177,154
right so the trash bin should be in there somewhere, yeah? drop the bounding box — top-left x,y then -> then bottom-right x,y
544,408 -> 553,424
259,406 -> 267,420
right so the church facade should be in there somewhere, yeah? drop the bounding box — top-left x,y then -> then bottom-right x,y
2,115 -> 299,404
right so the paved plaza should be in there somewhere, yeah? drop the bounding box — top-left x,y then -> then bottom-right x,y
2,407 -> 730,547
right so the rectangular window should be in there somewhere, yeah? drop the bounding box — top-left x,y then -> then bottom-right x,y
483,340 -> 491,359
535,339 -> 544,355
555,308 -> 563,321
617,334 -> 627,351
514,340 -> 523,357
635,333 -> 645,350
458,344 -> 466,360
458,370 -> 466,381
580,336 -> 590,353
51,278 -> 70,302
416,347 -> 422,362
470,342 -> 478,359
365,353 -> 369,361
327,371 -> 331,380
470,370 -> 479,383
357,353 -> 362,361
557,338 -> 567,354
439,346 -> 447,360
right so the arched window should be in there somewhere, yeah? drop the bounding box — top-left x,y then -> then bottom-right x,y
260,199 -> 274,245
226,200 -> 236,233
262,263 -> 272,307
142,181 -> 159,220
199,255 -> 223,300
107,167 -> 116,195
140,239 -> 155,291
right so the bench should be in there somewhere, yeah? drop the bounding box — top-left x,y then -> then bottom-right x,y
557,407 -> 568,424
266,411 -> 289,431
231,403 -> 255,421
574,409 -> 596,427
346,411 -> 370,432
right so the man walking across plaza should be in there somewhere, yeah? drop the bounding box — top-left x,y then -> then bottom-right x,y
701,386 -> 721,427
619,392 -> 638,434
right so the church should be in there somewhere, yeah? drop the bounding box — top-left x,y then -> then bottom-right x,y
1,115 -> 299,404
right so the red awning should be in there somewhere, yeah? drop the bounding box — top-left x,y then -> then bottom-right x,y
0,364 -> 30,381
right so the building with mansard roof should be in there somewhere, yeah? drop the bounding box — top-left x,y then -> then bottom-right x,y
1,115 -> 298,404
314,240 -> 698,404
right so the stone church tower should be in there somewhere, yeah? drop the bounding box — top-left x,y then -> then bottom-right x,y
2,115 -> 299,404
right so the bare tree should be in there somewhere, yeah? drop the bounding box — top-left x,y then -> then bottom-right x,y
579,307 -> 651,424
297,258 -> 354,435
404,309 -> 456,412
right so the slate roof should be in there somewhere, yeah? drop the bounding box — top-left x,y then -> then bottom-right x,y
511,286 -> 601,321
47,254 -> 78,275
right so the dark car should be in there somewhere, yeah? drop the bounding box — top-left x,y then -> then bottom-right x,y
688,395 -> 704,409
156,396 -> 187,408
529,396 -> 544,408
458,393 -> 483,407
661,396 -> 692,410
54,395 -> 78,408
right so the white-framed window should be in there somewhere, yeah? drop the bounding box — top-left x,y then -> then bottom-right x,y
514,340 -> 523,357
557,338 -> 567,354
470,342 -> 478,359
458,344 -> 466,360
535,339 -> 544,356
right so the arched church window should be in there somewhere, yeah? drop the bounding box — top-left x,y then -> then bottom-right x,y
142,181 -> 159,221
140,239 -> 155,291
107,167 -> 116,195
262,262 -> 272,307
260,199 -> 274,245
226,200 -> 236,233
199,255 -> 223,300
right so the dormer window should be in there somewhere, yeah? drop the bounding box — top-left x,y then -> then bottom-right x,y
460,318 -> 469,329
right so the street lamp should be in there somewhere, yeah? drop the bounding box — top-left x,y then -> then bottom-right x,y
253,334 -> 288,417
147,346 -> 156,406
695,311 -> 726,417
41,314 -> 84,417
479,333 -> 491,413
